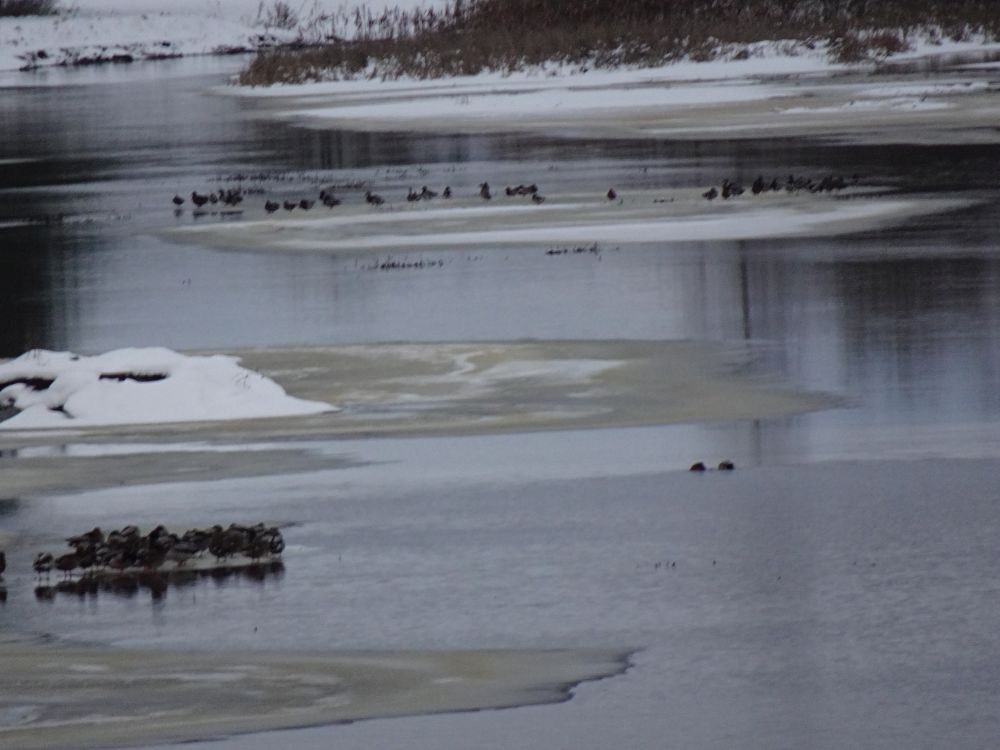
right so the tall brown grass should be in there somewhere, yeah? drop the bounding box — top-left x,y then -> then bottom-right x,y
0,0 -> 57,16
239,0 -> 1000,85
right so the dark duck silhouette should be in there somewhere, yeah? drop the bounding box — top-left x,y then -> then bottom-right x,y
531,193 -> 546,204
298,199 -> 315,210
607,188 -> 617,200
442,186 -> 452,199
702,187 -> 718,200
718,460 -> 735,471
0,550 -> 5,578
191,191 -> 209,208
419,186 -> 437,199
283,200 -> 297,211
172,194 -> 184,206
406,187 -> 420,202
479,182 -> 492,200
365,190 -> 385,206
265,200 -> 280,213
320,192 -> 341,208
33,552 -> 53,578
689,462 -> 707,472
721,179 -> 744,199
55,552 -> 78,579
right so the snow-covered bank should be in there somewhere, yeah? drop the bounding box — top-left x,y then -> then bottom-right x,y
0,0 -> 445,72
230,39 -> 1000,141
0,348 -> 334,429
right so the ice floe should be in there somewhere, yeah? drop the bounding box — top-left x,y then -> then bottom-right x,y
0,347 -> 334,429
167,190 -> 970,255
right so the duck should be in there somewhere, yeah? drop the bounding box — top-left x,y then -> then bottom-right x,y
321,193 -> 341,208
55,552 -> 78,579
138,545 -> 167,572
702,187 -> 718,200
172,194 -> 184,206
689,462 -> 707,472
67,527 -> 104,550
607,188 -> 617,200
165,541 -> 198,567
222,190 -> 243,207
33,552 -> 53,578
190,191 -> 209,208
298,199 -> 314,210
721,179 -> 743,199
442,186 -> 452,199
419,186 -> 437,200
283,200 -> 297,211
0,550 -> 5,577
718,460 -> 735,471
531,193 -> 546,204
479,182 -> 492,200
365,190 -> 385,206
406,188 -> 420,202
264,200 -> 280,213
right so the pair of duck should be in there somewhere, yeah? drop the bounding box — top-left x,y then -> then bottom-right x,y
177,189 -> 244,208
406,186 -> 440,202
690,460 -> 735,472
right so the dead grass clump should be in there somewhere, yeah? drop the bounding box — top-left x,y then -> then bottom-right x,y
257,0 -> 299,31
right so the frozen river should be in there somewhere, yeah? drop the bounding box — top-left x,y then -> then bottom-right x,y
2,55 -> 1000,749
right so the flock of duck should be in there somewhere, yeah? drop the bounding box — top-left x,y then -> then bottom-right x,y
702,173 -> 858,200
172,187 -> 248,209
30,522 -> 285,580
168,181 -> 630,214
170,173 -> 857,216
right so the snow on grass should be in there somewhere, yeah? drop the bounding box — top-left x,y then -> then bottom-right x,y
0,0 -> 449,72
0,347 -> 335,429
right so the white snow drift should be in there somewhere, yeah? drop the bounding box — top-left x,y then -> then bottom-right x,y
0,347 -> 334,429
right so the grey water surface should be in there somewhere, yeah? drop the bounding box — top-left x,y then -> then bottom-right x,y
2,56 -> 1000,750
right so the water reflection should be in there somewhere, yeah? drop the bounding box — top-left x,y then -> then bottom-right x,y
1,57 -> 999,458
33,560 -> 284,602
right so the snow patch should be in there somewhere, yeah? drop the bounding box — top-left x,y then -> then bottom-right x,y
0,0 -> 449,72
0,347 -> 334,429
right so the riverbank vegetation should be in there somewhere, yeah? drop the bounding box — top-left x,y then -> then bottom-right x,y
0,0 -> 56,16
239,0 -> 1000,85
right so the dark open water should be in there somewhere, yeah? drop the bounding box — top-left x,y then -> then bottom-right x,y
2,56 -> 1000,750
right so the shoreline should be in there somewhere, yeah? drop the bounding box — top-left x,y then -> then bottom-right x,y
226,42 -> 1000,142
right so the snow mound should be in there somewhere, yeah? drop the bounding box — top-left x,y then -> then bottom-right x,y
0,347 -> 335,429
